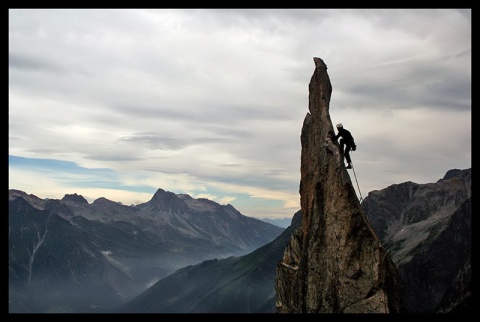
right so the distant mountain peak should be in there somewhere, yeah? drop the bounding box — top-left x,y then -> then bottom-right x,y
440,168 -> 471,181
92,197 -> 124,206
177,193 -> 193,200
92,196 -> 110,203
153,188 -> 168,194
143,188 -> 189,214
62,193 -> 89,205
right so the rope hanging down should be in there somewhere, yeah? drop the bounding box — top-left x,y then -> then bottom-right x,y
350,161 -> 364,203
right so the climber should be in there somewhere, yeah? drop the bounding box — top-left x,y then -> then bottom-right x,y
333,123 -> 356,169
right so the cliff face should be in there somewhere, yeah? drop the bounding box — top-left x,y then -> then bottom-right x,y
275,57 -> 405,313
362,168 -> 471,313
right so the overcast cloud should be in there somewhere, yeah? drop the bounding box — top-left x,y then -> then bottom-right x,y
8,9 -> 471,219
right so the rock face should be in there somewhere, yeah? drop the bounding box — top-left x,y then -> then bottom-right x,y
275,57 -> 405,313
362,168 -> 471,313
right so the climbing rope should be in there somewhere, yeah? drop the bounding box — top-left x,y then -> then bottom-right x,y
350,161 -> 364,203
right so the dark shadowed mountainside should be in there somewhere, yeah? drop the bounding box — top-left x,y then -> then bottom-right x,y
10,166 -> 469,313
110,168 -> 470,314
9,188 -> 283,313
362,168 -> 471,313
113,211 -> 302,313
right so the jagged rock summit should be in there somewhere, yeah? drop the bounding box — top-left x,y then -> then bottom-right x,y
275,57 -> 405,313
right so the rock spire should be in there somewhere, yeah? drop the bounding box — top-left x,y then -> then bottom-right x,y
275,57 -> 405,313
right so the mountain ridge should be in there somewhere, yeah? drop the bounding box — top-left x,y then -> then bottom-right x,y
9,168 -> 470,313
363,167 -> 471,313
111,167 -> 470,313
8,187 -> 283,313
114,210 -> 302,313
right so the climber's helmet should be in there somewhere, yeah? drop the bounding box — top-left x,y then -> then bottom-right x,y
336,123 -> 343,129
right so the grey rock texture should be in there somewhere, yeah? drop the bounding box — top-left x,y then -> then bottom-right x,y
362,168 -> 471,313
275,57 -> 405,313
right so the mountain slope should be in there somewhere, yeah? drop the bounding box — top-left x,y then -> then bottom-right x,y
362,168 -> 471,313
114,210 -> 302,313
66,188 -> 284,260
115,168 -> 470,314
10,167 -> 469,313
9,188 -> 283,313
8,197 -> 139,313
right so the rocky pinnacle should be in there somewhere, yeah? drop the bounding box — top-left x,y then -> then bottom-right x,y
275,57 -> 405,313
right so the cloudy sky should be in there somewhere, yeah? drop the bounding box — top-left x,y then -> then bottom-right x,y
8,9 -> 471,219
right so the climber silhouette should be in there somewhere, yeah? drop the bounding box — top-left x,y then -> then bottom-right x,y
333,123 -> 356,169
